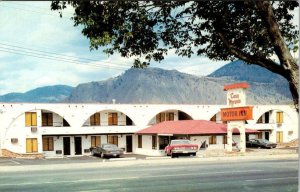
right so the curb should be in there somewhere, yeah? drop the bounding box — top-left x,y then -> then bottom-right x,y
146,156 -> 171,160
15,157 -> 36,160
108,157 -> 136,161
44,156 -> 64,159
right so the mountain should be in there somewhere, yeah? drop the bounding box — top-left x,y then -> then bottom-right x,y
66,62 -> 293,104
0,60 -> 293,104
67,68 -> 228,104
207,60 -> 292,100
0,85 -> 74,103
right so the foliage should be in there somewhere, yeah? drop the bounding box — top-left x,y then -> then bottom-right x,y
51,1 -> 298,66
51,1 -> 299,108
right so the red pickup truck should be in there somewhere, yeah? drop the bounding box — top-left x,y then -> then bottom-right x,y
164,139 -> 198,158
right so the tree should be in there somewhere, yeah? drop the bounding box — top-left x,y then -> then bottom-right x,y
51,1 -> 299,109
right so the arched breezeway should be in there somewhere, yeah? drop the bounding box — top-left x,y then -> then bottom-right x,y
1,108 -> 72,154
147,109 -> 193,125
82,109 -> 136,127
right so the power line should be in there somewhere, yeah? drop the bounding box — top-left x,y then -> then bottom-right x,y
0,47 -> 130,70
0,42 -> 133,67
0,3 -> 72,19
3,1 -> 74,15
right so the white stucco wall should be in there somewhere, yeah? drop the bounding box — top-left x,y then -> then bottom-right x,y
0,103 -> 298,157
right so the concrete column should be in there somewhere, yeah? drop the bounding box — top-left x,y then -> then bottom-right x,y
240,128 -> 246,153
226,129 -> 232,152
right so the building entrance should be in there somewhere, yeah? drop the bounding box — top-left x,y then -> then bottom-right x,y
126,135 -> 133,152
63,137 -> 71,155
74,137 -> 82,155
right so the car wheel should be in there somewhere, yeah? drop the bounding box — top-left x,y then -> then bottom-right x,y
191,153 -> 196,156
171,153 -> 177,158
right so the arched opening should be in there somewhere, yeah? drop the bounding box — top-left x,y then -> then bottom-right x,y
209,112 -> 223,123
256,110 -> 271,124
148,109 -> 193,125
41,109 -> 70,127
83,109 -> 136,127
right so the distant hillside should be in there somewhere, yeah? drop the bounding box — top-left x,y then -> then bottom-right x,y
0,60 -> 293,104
66,65 -> 293,104
208,60 -> 292,99
67,68 -> 227,104
0,85 -> 74,103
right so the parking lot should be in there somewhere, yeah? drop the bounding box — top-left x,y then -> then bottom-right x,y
0,147 -> 297,166
0,153 -> 153,166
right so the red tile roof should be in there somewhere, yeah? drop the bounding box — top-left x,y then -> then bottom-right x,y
224,82 -> 250,91
136,120 -> 257,135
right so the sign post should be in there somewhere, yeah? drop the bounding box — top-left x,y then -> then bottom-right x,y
221,83 -> 252,152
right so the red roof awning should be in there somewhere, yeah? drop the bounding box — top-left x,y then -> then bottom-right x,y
224,82 -> 250,91
136,120 -> 258,135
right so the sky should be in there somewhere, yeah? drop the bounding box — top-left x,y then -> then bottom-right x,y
0,2 -> 298,95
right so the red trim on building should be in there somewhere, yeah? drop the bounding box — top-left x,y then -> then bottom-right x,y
223,82 -> 250,91
136,120 -> 257,135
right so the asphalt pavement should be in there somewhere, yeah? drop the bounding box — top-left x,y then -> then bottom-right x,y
0,157 -> 297,192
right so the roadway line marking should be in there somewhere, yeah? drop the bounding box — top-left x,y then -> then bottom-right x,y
0,169 -> 263,186
246,177 -> 298,182
0,177 -> 139,186
9,160 -> 21,165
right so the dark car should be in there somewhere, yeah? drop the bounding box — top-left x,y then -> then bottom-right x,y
246,139 -> 277,149
90,144 -> 124,158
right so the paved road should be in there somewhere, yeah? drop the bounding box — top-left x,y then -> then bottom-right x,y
0,158 -> 298,192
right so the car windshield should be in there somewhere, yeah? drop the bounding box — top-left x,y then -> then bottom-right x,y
171,140 -> 191,145
103,145 -> 119,150
257,139 -> 270,143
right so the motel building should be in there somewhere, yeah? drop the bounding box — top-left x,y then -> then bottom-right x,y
0,101 -> 297,158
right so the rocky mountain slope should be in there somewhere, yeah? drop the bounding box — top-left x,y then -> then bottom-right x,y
0,85 -> 73,103
66,61 -> 292,104
0,60 -> 293,104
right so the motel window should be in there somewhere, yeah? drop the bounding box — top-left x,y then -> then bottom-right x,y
166,112 -> 174,121
223,135 -> 227,144
108,135 -> 118,146
276,112 -> 283,124
108,113 -> 118,126
90,113 -> 100,126
138,135 -> 142,148
26,138 -> 38,153
91,136 -> 101,147
256,132 -> 263,139
276,131 -> 283,143
156,113 -> 165,123
209,136 -> 217,145
25,112 -> 37,127
42,137 -> 54,151
42,113 -> 53,126
152,135 -> 157,149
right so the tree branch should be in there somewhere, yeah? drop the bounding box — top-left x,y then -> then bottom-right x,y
216,31 -> 286,77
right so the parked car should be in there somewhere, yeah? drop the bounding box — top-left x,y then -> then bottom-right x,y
90,144 -> 124,158
164,139 -> 198,158
246,139 -> 277,149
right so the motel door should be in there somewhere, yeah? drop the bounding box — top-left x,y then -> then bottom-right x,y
63,137 -> 71,155
75,137 -> 82,155
126,135 -> 133,153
